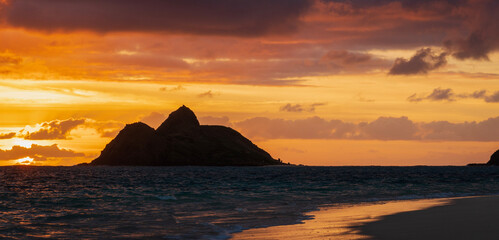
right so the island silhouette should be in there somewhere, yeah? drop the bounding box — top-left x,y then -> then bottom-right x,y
467,149 -> 499,166
487,149 -> 499,165
83,105 -> 284,166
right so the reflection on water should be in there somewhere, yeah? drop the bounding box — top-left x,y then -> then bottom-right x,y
233,198 -> 451,239
0,166 -> 498,239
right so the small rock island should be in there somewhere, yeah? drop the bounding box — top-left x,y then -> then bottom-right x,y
85,106 -> 284,166
467,149 -> 499,166
487,149 -> 499,165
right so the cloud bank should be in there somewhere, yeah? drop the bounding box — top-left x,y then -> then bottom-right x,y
134,111 -> 499,141
0,144 -> 84,161
233,115 -> 499,141
1,0 -> 312,36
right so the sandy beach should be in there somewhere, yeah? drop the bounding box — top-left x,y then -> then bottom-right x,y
233,196 -> 499,240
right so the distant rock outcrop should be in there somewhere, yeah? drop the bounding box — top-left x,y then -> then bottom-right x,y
468,149 -> 499,166
87,106 -> 283,166
487,149 -> 499,165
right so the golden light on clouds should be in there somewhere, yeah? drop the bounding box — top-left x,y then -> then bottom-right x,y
11,138 -> 33,148
16,156 -> 34,165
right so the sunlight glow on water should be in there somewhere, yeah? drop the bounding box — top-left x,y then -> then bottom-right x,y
233,198 -> 451,239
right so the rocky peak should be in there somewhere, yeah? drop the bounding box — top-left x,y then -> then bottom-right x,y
156,105 -> 200,135
114,122 -> 155,139
487,149 -> 499,165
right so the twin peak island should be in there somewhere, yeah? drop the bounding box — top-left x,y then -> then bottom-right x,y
83,106 -> 285,166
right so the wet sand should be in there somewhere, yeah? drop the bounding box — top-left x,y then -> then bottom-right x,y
355,196 -> 499,240
233,196 -> 499,240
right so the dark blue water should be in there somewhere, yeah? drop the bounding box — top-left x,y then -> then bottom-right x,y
1,166 -> 499,239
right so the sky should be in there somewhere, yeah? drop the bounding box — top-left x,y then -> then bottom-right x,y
0,0 -> 498,166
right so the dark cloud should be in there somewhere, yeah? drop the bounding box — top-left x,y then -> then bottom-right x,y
484,91 -> 499,103
389,48 -> 447,75
408,88 -> 499,103
443,1 -> 499,60
320,0 -> 498,66
2,0 -> 312,37
398,0 -> 468,10
23,119 -> 85,140
279,103 -> 326,112
426,88 -> 455,101
468,90 -> 487,99
309,0 -> 467,51
330,0 -> 499,60
446,32 -> 492,61
326,0 -> 467,11
233,115 -> 499,141
0,132 -> 16,139
280,104 -> 305,112
0,144 -> 84,161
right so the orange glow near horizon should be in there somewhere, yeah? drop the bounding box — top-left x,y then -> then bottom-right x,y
16,156 -> 34,165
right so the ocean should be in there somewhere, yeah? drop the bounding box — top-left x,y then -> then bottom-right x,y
1,166 -> 498,239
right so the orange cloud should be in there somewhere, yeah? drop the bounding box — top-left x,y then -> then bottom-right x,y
0,132 -> 16,139
0,144 -> 84,161
20,118 -> 125,140
23,118 -> 85,140
233,115 -> 499,141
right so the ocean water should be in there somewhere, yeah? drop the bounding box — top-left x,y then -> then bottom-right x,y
1,166 -> 499,239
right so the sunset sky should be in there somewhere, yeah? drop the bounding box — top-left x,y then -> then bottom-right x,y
0,0 -> 498,166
